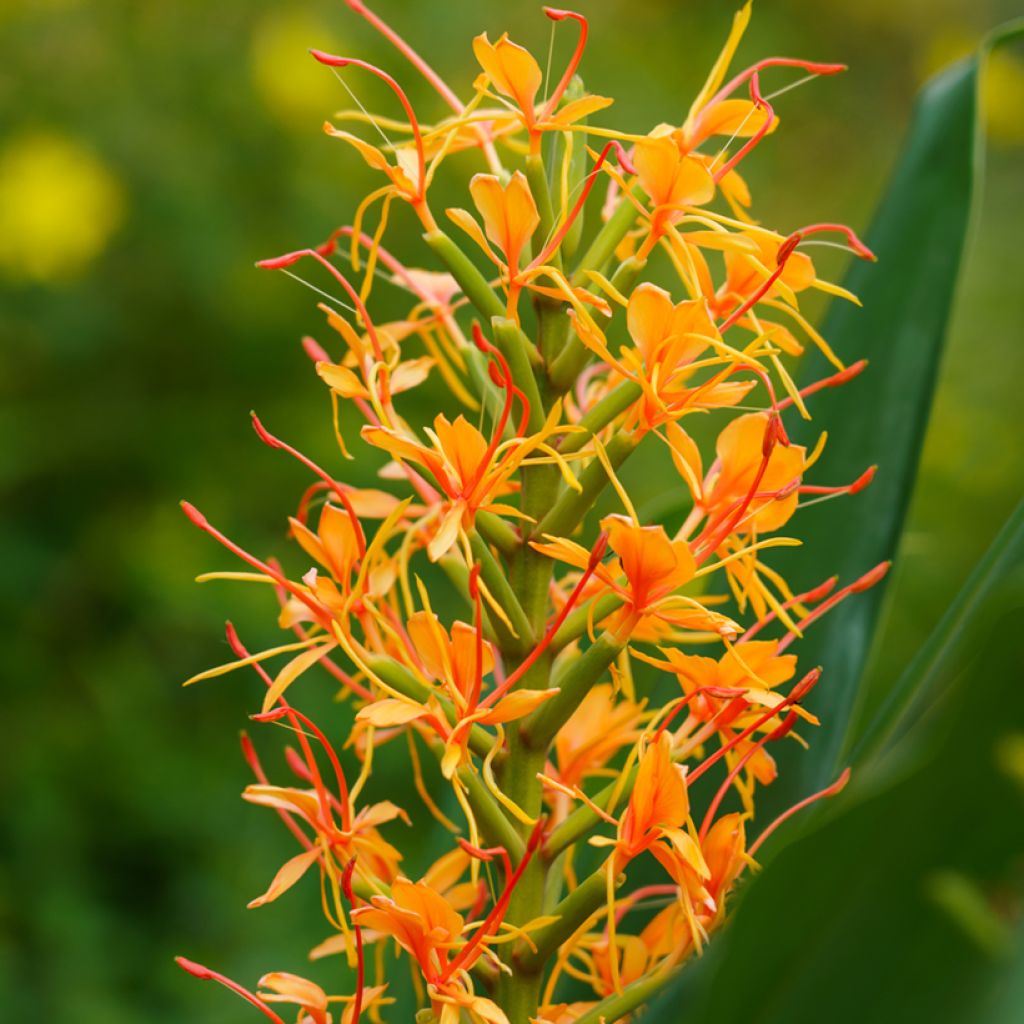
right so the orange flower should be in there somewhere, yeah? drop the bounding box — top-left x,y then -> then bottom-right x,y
670,411 -> 808,537
533,514 -> 737,640
362,413 -> 524,560
573,282 -> 755,430
633,133 -> 715,249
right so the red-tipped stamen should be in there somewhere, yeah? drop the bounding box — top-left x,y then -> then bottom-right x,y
698,710 -> 798,842
181,502 -> 329,625
252,705 -> 353,832
341,857 -> 366,1024
695,414 -> 780,559
250,412 -> 368,560
342,1 -> 502,172
481,532 -> 610,708
226,623 -> 341,833
174,958 -> 287,1024
776,359 -> 868,413
776,561 -> 890,652
456,837 -> 514,880
539,8 -> 589,119
799,464 -> 876,496
310,51 -> 427,205
749,767 -> 851,855
687,666 -> 822,785
653,685 -> 748,741
527,141 -> 635,272
720,223 -> 873,333
739,576 -> 839,641
240,731 -> 314,851
256,245 -> 386,363
705,58 -> 846,112
713,72 -> 774,182
441,819 -> 546,981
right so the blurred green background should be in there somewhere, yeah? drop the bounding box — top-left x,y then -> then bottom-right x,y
2,1 -> 1022,1021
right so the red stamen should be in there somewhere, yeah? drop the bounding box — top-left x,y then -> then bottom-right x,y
181,502 -> 329,626
776,360 -> 868,413
776,561 -> 890,652
540,8 -> 589,119
799,464 -> 876,496
713,71 -> 774,182
341,857 -> 366,1024
688,666 -> 822,785
653,684 -> 747,741
527,141 -> 635,272
695,414 -> 779,558
250,412 -> 368,560
239,730 -> 314,851
481,532 -> 609,708
226,623 -> 340,833
256,245 -> 386,363
739,576 -> 839,641
698,710 -> 797,843
456,837 -> 513,880
310,51 -> 427,204
706,58 -> 846,112
252,705 -> 353,833
174,957 -> 287,1024
749,767 -> 850,855
441,819 -> 546,981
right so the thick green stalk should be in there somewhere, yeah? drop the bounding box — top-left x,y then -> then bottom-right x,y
560,380 -> 643,457
574,967 -> 679,1024
475,510 -> 520,558
491,317 -> 547,435
456,762 -> 525,862
516,865 -> 612,972
534,431 -> 640,540
363,655 -> 494,762
524,632 -> 623,750
469,530 -> 535,655
424,229 -> 505,322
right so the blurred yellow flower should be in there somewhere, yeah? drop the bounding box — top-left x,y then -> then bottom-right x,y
250,10 -> 344,127
0,131 -> 124,283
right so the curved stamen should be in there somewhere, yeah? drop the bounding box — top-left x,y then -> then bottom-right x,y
539,8 -> 589,120
256,246 -> 386,363
310,51 -> 427,204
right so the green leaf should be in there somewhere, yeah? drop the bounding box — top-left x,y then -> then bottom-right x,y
770,33 -> 992,802
651,497 -> 1024,1024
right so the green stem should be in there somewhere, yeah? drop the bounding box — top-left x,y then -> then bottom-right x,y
457,762 -> 525,861
524,632 -> 623,750
516,865 -> 611,972
560,380 -> 643,457
572,191 -> 641,282
550,592 -> 625,650
534,431 -> 640,540
363,655 -> 495,762
491,317 -> 546,434
470,530 -> 535,655
573,967 -> 680,1024
475,511 -> 519,559
424,229 -> 505,322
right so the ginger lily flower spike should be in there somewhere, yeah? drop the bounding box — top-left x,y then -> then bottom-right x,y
178,4 -> 885,1023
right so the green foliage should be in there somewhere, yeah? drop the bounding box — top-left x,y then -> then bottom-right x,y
647,22 -> 1024,1023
